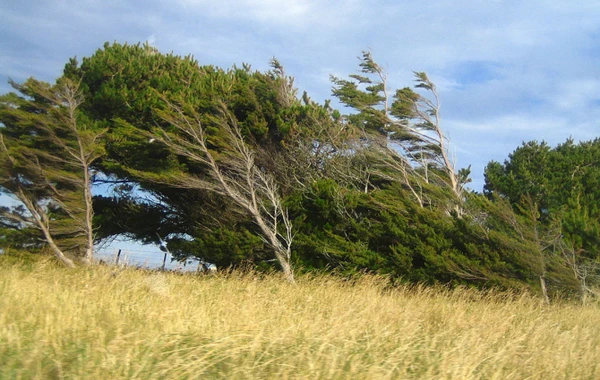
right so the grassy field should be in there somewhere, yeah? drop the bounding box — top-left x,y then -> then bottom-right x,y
1,257 -> 600,379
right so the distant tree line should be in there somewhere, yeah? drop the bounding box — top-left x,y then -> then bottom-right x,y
1,42 -> 599,301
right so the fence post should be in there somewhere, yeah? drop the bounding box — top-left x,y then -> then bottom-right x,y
115,249 -> 122,265
162,251 -> 168,271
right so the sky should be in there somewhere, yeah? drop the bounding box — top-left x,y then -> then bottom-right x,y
2,0 -> 600,189
2,1 -> 600,257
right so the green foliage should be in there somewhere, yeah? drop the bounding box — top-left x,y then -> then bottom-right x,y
286,179 -> 538,290
330,52 -> 467,211
69,42 -> 320,184
330,51 -> 395,138
484,141 -> 552,215
5,42 -> 597,297
168,227 -> 265,269
0,205 -> 43,250
484,138 -> 600,259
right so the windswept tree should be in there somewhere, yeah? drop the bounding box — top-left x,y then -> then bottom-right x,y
331,51 -> 469,211
145,99 -> 295,282
393,73 -> 471,203
0,78 -> 105,266
485,138 -> 600,301
330,52 -> 417,196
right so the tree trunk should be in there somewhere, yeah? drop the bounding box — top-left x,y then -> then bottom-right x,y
41,227 -> 76,268
83,168 -> 95,264
539,275 -> 550,304
254,215 -> 295,283
274,248 -> 295,283
49,243 -> 77,268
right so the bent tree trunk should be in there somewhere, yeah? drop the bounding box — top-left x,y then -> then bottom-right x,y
47,237 -> 77,268
261,222 -> 294,283
274,248 -> 294,283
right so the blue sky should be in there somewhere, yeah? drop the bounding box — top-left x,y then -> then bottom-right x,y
1,1 -> 600,190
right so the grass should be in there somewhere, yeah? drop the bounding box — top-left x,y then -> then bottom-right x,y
1,257 -> 600,379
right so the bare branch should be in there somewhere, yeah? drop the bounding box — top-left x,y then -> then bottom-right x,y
152,96 -> 295,282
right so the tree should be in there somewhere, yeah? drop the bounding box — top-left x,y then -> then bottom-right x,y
148,99 -> 295,282
0,78 -> 105,266
485,138 -> 600,300
331,51 -> 468,211
393,72 -> 469,205
65,43 -> 342,273
11,42 -> 577,295
484,141 -> 552,217
330,51 -> 422,201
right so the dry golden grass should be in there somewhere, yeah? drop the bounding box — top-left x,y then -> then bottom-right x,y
1,257 -> 600,379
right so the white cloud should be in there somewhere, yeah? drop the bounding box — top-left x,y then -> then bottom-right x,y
448,115 -> 566,134
174,0 -> 359,29
550,79 -> 600,110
